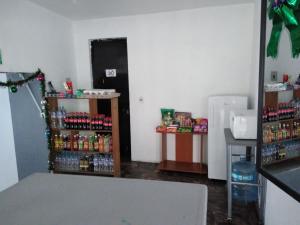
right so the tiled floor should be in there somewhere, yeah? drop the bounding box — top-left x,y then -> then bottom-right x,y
121,161 -> 260,225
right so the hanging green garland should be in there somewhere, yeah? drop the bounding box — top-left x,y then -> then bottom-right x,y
267,0 -> 300,58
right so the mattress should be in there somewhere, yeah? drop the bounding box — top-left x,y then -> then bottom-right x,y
0,173 -> 207,225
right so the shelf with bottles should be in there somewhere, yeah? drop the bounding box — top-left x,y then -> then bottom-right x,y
54,151 -> 114,176
262,119 -> 300,144
261,141 -> 300,165
50,108 -> 113,132
46,91 -> 120,176
262,101 -> 300,123
53,133 -> 113,153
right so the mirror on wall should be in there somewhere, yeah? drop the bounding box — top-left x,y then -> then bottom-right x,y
258,0 -> 300,202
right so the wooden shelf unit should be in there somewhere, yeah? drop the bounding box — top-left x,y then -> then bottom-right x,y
46,94 -> 121,177
263,88 -> 300,166
157,132 -> 207,174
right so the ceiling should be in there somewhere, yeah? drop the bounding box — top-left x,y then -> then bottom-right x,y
27,0 -> 254,20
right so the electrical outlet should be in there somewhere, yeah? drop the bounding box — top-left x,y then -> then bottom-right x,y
271,71 -> 278,82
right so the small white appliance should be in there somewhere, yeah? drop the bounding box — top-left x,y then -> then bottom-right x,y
208,95 -> 248,180
230,110 -> 257,139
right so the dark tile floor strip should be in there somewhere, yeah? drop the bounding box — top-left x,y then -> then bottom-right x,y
121,161 -> 260,225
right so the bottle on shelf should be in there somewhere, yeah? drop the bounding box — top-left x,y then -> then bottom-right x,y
73,135 -> 78,151
94,135 -> 99,151
51,111 -> 57,128
99,135 -> 104,153
89,135 -> 94,151
83,136 -> 89,151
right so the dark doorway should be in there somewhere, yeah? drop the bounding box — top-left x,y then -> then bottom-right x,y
91,38 -> 131,161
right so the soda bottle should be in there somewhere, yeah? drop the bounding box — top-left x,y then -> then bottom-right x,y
66,135 -> 71,150
91,116 -> 95,130
99,135 -> 104,153
77,112 -> 82,130
83,136 -> 89,151
109,135 -> 113,152
82,113 -> 87,130
86,113 -> 90,130
94,135 -> 99,151
69,113 -> 74,129
63,135 -> 67,150
73,135 -> 78,151
89,135 -> 94,151
108,117 -> 112,131
64,113 -> 69,129
73,113 -> 78,129
54,134 -> 59,150
78,136 -> 84,151
59,135 -> 64,150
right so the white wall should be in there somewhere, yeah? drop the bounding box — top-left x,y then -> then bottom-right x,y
0,0 -> 76,88
265,180 -> 300,225
249,0 -> 261,110
0,0 -> 76,190
0,74 -> 19,191
73,3 -> 255,162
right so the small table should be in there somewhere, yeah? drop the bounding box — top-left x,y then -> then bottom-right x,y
224,128 -> 264,222
157,131 -> 207,174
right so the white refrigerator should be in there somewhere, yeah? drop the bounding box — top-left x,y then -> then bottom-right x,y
208,96 -> 248,180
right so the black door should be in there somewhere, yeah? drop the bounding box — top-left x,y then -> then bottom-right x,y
91,38 -> 131,161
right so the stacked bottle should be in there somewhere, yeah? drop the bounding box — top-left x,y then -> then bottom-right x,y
54,134 -> 112,153
91,114 -> 112,131
64,112 -> 90,130
50,107 -> 67,129
55,151 -> 114,173
263,122 -> 292,144
278,103 -> 295,120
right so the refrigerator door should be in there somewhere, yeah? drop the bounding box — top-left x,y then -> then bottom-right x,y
208,96 -> 247,180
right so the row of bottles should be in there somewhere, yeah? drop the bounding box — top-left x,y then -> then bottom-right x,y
262,141 -> 300,165
64,112 -> 90,130
55,151 -> 114,173
263,122 -> 292,143
90,115 -> 112,131
53,134 -> 112,153
262,103 -> 295,122
50,109 -> 112,131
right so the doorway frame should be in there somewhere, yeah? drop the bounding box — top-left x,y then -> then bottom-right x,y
88,37 -> 132,161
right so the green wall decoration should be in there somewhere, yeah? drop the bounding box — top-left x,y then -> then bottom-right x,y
0,49 -> 2,64
267,0 -> 300,58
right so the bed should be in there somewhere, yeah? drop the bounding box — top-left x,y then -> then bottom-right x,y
0,173 -> 207,225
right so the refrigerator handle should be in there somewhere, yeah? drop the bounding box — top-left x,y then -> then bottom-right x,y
211,105 -> 214,128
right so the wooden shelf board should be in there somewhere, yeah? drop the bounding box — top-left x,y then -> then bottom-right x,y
156,131 -> 207,135
263,136 -> 300,145
52,128 -> 112,133
53,169 -> 113,176
46,93 -> 120,100
262,118 -> 296,125
158,160 -> 207,174
54,150 -> 112,155
263,156 -> 300,166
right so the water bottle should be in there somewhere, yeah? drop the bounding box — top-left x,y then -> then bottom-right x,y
232,156 -> 257,203
57,109 -> 63,129
51,111 -> 57,128
99,155 -> 104,171
104,155 -> 109,171
93,155 -> 99,172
